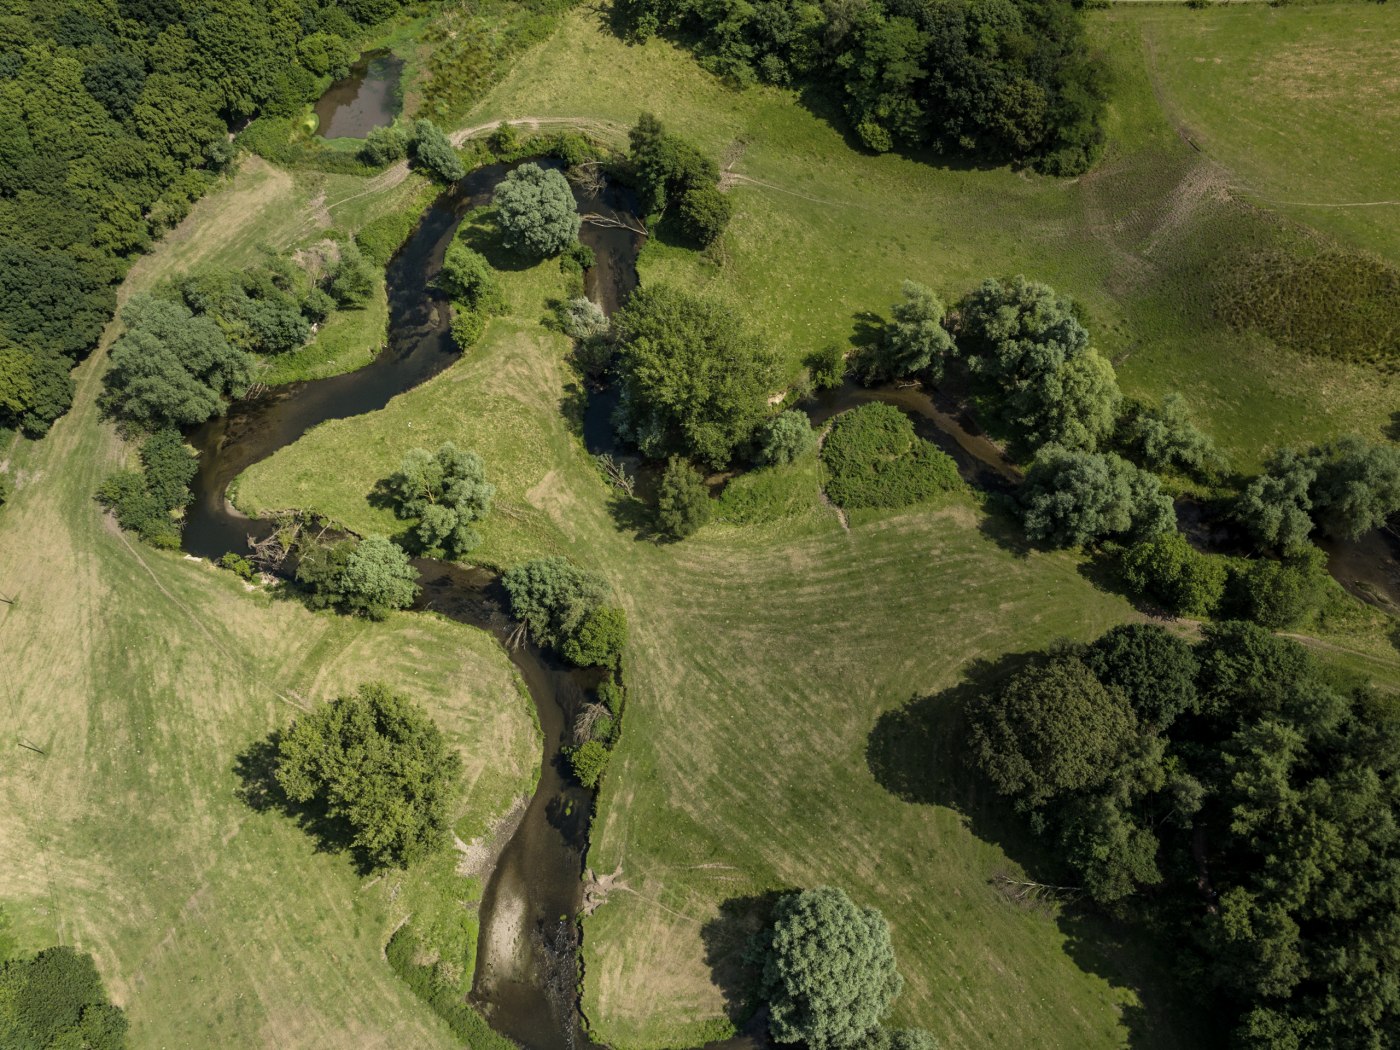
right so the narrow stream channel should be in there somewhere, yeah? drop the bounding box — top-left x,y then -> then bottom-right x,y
177,153 -> 1398,1049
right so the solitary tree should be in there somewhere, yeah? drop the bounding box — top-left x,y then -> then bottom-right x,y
296,535 -> 419,619
656,456 -> 711,539
274,683 -> 461,869
494,163 -> 578,259
760,886 -> 905,1050
381,442 -> 494,558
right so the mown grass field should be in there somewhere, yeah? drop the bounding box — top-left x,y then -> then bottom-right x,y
235,4 -> 1400,1047
0,180 -> 539,1047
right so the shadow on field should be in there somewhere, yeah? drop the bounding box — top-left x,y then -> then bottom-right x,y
455,206 -> 540,273
866,656 -> 1216,1050
234,733 -> 368,873
699,890 -> 788,1032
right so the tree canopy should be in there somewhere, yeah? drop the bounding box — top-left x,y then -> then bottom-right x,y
612,284 -> 779,469
760,886 -> 905,1050
502,556 -> 627,667
274,683 -> 461,870
968,622 -> 1400,1045
857,280 -> 955,385
613,0 -> 1106,174
295,535 -> 420,620
1020,445 -> 1175,548
628,113 -> 732,246
493,162 -> 578,259
380,443 -> 494,559
955,276 -> 1118,453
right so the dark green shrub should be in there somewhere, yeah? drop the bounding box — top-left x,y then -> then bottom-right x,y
0,945 -> 128,1050
450,308 -> 487,350
139,428 -> 197,512
656,456 -> 712,539
220,552 -> 256,580
361,122 -> 411,166
566,739 -> 610,788
1230,547 -> 1329,629
326,243 -> 376,308
805,344 -> 846,390
560,604 -> 628,668
820,403 -> 960,510
1083,623 -> 1199,730
439,243 -> 503,313
488,121 -> 520,155
1120,532 -> 1227,618
412,119 -> 465,183
677,184 -> 732,247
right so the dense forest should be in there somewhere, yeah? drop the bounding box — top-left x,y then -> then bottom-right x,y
0,0 -> 411,439
969,623 -> 1400,1048
612,0 -> 1107,174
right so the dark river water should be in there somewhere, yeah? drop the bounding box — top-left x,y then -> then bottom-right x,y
178,152 -> 1398,1047
313,49 -> 404,139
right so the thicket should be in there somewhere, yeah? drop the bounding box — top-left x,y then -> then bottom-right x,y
274,682 -> 461,869
1119,531 -> 1226,618
627,113 -> 732,246
0,945 -> 128,1050
294,534 -> 419,619
821,403 -> 960,510
95,428 -> 198,548
612,0 -> 1106,174
0,0 -> 412,440
612,283 -> 779,470
379,442 -> 494,558
967,622 -> 1400,1047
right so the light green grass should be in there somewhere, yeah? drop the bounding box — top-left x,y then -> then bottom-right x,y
1137,3 -> 1400,265
0,191 -> 539,1048
260,278 -> 390,386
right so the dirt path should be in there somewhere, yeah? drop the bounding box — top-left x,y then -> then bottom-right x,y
325,115 -> 630,213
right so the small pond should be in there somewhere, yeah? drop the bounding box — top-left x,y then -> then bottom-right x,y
313,49 -> 404,139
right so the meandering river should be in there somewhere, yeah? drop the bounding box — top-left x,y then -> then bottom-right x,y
178,152 -> 1397,1049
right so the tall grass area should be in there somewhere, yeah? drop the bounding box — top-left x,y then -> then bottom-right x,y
0,165 -> 539,1048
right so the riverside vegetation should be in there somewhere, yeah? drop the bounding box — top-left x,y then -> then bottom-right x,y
3,2 -> 1400,1049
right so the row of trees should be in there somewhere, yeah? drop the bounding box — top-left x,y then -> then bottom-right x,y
0,0 -> 414,440
968,622 -> 1400,1046
613,0 -> 1106,175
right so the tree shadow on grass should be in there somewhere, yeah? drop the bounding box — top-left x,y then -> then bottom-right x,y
866,655 -> 1219,1050
454,207 -> 542,273
699,890 -> 789,1034
233,732 -> 371,874
975,495 -> 1036,559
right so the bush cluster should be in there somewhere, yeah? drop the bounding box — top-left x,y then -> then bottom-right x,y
95,429 -> 198,548
628,113 -> 732,247
0,945 -> 128,1050
820,403 -> 960,510
502,556 -> 627,668
295,534 -> 420,620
